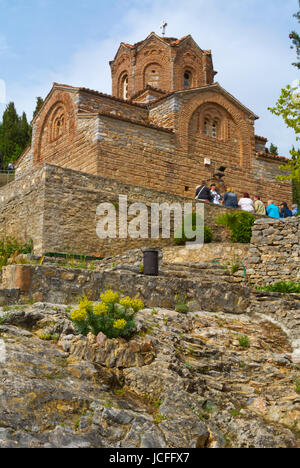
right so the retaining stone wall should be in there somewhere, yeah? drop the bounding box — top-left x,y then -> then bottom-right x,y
248,217 -> 300,286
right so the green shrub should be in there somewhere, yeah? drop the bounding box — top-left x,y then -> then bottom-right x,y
259,281 -> 300,294
238,335 -> 250,349
174,212 -> 213,245
216,212 -> 255,243
70,291 -> 144,339
175,293 -> 189,314
0,237 -> 33,271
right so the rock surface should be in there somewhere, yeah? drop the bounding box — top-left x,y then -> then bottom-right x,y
0,303 -> 299,448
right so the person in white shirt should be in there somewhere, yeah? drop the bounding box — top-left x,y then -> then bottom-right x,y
210,184 -> 223,205
238,193 -> 254,213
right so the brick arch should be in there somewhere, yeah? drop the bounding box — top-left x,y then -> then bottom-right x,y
134,46 -> 172,93
143,62 -> 163,88
33,90 -> 76,164
117,70 -> 129,99
178,92 -> 252,167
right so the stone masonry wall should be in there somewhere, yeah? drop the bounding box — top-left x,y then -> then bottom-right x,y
0,167 -> 46,253
248,217 -> 300,286
0,163 -> 266,258
1,263 -> 250,314
41,164 -> 268,257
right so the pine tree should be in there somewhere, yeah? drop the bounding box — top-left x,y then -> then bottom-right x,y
33,97 -> 44,119
0,103 -> 31,169
269,143 -> 279,155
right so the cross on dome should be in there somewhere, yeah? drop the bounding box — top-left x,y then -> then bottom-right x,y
160,21 -> 168,36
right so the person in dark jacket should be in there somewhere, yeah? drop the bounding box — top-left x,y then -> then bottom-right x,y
222,188 -> 238,209
195,181 -> 213,202
279,202 -> 292,218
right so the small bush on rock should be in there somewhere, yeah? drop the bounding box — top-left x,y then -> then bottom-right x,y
70,291 -> 144,340
0,236 -> 33,270
259,281 -> 300,294
216,212 -> 255,244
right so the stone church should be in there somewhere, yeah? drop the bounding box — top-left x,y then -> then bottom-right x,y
16,32 -> 292,205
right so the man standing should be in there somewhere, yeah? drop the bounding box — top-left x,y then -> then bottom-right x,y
266,200 -> 280,219
253,196 -> 266,215
195,181 -> 213,202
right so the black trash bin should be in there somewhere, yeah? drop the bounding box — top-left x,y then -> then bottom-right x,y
143,248 -> 159,276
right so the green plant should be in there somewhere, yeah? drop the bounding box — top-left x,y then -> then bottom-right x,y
231,409 -> 242,417
231,263 -> 239,275
153,413 -> 168,424
174,212 -> 213,245
70,292 -> 144,339
216,212 -> 255,244
295,378 -> 300,394
258,281 -> 300,294
175,293 -> 189,314
175,303 -> 189,314
0,237 -> 33,271
113,389 -> 125,397
238,335 -> 250,349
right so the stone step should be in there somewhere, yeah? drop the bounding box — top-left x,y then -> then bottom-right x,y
162,261 -> 228,271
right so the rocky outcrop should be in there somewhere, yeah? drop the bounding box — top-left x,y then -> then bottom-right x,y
0,303 -> 299,448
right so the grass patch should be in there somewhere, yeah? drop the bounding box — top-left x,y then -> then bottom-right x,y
238,335 -> 250,349
258,281 -> 300,294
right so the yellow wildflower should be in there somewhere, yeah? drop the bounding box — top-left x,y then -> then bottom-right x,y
113,319 -> 127,330
71,308 -> 87,322
131,298 -> 144,312
100,290 -> 119,305
93,303 -> 109,316
119,296 -> 133,309
78,296 -> 93,310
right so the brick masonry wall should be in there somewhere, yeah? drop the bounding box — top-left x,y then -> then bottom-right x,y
19,82 -> 292,208
248,217 -> 300,286
110,34 -> 214,100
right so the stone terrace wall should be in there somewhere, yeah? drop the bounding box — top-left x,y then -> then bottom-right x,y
42,164 -> 266,257
1,264 -> 250,314
0,163 -> 266,258
248,217 -> 300,286
0,167 -> 45,253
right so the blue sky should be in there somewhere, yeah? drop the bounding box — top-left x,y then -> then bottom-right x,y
0,0 -> 299,155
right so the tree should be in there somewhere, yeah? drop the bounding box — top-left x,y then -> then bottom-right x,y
33,97 -> 44,119
0,102 -> 31,169
268,85 -> 300,183
269,143 -> 279,155
290,0 -> 300,69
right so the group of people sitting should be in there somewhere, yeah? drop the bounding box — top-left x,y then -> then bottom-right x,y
195,181 -> 298,219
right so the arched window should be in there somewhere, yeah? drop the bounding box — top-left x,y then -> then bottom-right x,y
50,108 -> 65,142
202,115 -> 220,139
122,75 -> 129,100
204,119 -> 209,136
212,121 -> 218,138
184,71 -> 192,89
